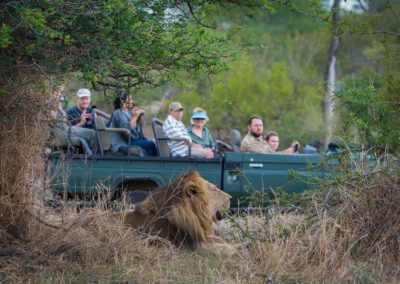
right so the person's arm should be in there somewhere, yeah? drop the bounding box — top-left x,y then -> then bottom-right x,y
163,119 -> 192,144
74,109 -> 87,128
67,108 -> 86,128
240,137 -> 250,152
129,108 -> 145,131
280,141 -> 300,153
66,108 -> 76,126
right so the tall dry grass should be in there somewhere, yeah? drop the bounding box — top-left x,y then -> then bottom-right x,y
0,81 -> 52,244
218,156 -> 400,282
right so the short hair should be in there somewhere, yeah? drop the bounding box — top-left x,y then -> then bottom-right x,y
193,107 -> 206,113
247,115 -> 263,126
265,131 -> 278,142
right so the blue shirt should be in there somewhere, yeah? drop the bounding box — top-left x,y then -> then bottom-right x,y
66,105 -> 95,129
108,109 -> 144,153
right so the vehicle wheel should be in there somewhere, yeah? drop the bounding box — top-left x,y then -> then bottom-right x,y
111,180 -> 158,205
123,189 -> 149,204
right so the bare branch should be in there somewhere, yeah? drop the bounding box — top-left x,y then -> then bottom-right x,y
185,1 -> 216,29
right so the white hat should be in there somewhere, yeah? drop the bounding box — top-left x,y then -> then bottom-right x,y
76,88 -> 91,98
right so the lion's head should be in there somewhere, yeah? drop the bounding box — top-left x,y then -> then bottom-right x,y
122,170 -> 231,249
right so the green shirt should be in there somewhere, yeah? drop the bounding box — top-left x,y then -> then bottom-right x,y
187,126 -> 214,149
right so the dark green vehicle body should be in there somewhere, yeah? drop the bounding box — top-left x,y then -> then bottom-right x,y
49,151 -> 327,208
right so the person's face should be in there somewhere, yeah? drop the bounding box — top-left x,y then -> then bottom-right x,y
77,96 -> 91,110
122,95 -> 133,109
248,118 -> 263,137
193,118 -> 206,127
170,108 -> 184,120
267,135 -> 279,151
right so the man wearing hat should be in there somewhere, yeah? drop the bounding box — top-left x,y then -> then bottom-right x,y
65,88 -> 98,151
66,88 -> 95,129
162,102 -> 213,158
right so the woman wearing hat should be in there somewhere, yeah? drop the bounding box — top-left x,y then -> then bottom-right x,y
187,107 -> 214,151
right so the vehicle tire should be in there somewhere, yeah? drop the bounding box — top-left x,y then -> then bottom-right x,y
123,189 -> 149,204
111,180 -> 158,205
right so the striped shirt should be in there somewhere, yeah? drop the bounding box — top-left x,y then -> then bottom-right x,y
162,115 -> 192,157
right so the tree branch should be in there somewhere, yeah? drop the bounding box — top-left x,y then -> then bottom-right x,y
186,1 -> 216,29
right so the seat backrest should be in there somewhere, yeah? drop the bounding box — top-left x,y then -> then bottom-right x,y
230,129 -> 242,152
94,110 -> 112,152
151,118 -> 170,157
94,108 -> 111,122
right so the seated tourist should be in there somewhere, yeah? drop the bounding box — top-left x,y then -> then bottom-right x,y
162,102 -> 213,158
240,115 -> 273,153
51,87 -> 97,153
108,91 -> 157,156
64,88 -> 99,152
187,107 -> 214,150
265,131 -> 299,153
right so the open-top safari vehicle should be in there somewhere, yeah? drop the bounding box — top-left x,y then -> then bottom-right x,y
47,109 -> 331,209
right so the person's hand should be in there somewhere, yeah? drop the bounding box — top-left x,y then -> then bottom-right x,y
205,148 -> 214,158
291,141 -> 300,152
80,109 -> 88,124
131,107 -> 145,119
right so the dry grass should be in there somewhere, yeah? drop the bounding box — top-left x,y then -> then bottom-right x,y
1,85 -> 400,283
216,159 -> 400,283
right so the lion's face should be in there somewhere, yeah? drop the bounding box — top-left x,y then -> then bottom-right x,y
205,181 -> 231,221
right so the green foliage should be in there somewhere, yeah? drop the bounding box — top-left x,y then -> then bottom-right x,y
0,0 -> 235,91
333,3 -> 400,153
335,74 -> 399,152
0,24 -> 13,48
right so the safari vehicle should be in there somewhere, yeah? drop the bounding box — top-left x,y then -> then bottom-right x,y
47,109 -> 329,208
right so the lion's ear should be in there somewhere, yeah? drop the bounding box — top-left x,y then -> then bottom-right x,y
186,186 -> 199,197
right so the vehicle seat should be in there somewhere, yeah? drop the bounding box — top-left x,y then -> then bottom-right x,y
93,109 -> 144,156
151,118 -> 170,157
94,112 -> 112,152
230,129 -> 242,152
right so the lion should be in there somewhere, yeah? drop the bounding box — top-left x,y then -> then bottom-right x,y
121,170 -> 232,250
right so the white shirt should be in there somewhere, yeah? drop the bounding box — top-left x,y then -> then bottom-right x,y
162,115 -> 192,157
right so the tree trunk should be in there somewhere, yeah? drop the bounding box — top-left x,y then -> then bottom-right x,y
323,0 -> 341,148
